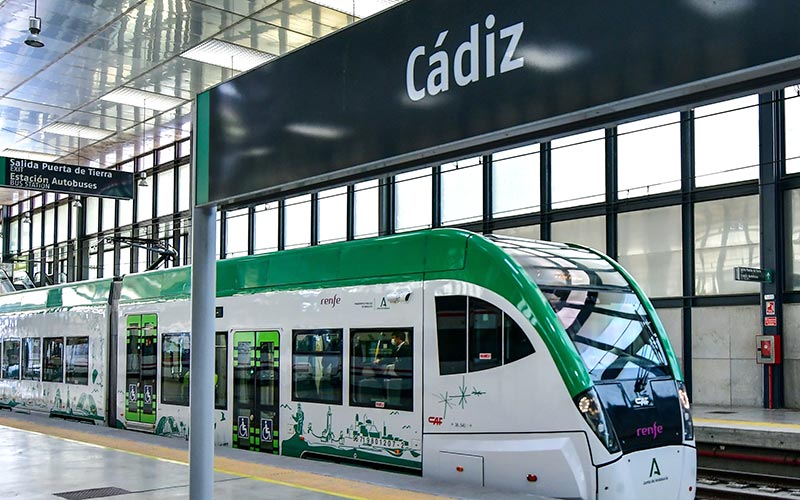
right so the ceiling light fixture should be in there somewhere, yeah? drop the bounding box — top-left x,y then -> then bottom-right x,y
306,0 -> 402,18
180,38 -> 275,72
42,122 -> 114,140
21,213 -> 31,224
138,171 -> 148,187
101,87 -> 187,111
25,0 -> 44,48
72,197 -> 82,209
1,149 -> 59,162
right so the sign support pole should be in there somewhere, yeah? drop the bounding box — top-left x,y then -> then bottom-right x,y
189,100 -> 217,498
758,91 -> 784,409
189,203 -> 216,499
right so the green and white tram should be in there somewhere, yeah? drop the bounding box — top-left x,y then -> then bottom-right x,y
0,229 -> 695,499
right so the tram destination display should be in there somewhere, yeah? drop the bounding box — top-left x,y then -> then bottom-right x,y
0,156 -> 134,200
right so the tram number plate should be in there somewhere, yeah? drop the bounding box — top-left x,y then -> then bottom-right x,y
261,419 -> 273,442
238,416 -> 249,439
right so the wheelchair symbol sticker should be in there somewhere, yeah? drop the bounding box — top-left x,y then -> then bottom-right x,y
128,384 -> 136,402
261,419 -> 273,442
143,385 -> 153,405
238,417 -> 249,439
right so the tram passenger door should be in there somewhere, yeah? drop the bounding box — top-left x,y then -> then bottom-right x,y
232,331 -> 280,454
125,314 -> 158,426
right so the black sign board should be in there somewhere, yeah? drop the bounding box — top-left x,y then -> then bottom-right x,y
734,267 -> 773,283
0,156 -> 134,200
197,0 -> 800,205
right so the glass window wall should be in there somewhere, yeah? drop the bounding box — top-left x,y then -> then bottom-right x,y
284,194 -> 311,249
441,157 -> 483,225
695,195 -> 760,294
785,86 -> 800,174
225,208 -> 249,257
492,144 -> 540,217
551,130 -> 606,209
354,179 -> 379,239
254,202 -> 279,254
618,205 -> 682,297
318,186 -> 347,244
395,168 -> 432,232
618,113 -> 681,199
551,215 -> 606,251
694,95 -> 759,187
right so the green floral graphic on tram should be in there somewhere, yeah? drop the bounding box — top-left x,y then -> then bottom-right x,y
282,404 -> 421,469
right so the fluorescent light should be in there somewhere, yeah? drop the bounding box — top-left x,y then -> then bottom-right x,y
307,0 -> 403,18
2,149 -> 60,162
101,87 -> 186,111
181,39 -> 275,72
42,122 -> 114,140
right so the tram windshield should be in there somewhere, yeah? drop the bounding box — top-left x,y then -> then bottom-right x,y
487,236 -> 670,382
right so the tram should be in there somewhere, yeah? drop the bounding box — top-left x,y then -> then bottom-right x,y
0,228 -> 695,499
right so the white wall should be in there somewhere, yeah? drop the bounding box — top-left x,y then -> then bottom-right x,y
691,305 -> 761,406
782,304 -> 800,408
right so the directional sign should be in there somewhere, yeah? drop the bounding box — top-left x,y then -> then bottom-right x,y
0,157 -> 134,199
734,267 -> 773,283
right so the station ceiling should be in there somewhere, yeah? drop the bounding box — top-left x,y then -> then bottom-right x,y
0,0 -> 402,205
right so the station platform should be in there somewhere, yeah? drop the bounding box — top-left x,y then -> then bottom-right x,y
0,410 -> 550,500
694,404 -> 800,451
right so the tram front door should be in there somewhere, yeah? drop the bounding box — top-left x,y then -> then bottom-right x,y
232,330 -> 280,453
125,314 -> 158,427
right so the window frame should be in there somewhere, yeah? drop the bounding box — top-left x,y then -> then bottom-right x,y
435,295 -> 535,376
42,337 -> 64,383
64,336 -> 89,385
22,337 -> 41,381
349,327 -> 414,412
161,332 -> 191,406
291,329 -> 343,405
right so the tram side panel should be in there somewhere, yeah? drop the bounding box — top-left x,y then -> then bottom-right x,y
421,280 -> 596,499
116,300 -> 197,438
0,307 -> 108,423
214,282 -> 424,468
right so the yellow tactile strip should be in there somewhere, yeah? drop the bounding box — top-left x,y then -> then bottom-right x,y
694,417 -> 800,431
0,416 -> 449,500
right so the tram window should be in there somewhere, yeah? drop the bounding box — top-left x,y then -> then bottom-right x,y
42,337 -> 64,382
1,339 -> 20,380
469,299 -> 502,372
435,296 -> 467,375
350,329 -> 413,411
436,295 -> 536,375
215,332 -> 227,410
292,329 -> 342,405
504,313 -> 535,364
65,337 -> 89,385
162,333 -> 190,406
22,337 -> 41,380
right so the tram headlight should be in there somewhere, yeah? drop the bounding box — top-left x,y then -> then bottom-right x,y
574,388 -> 620,454
677,381 -> 694,441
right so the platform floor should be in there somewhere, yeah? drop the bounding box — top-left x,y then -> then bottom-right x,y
694,404 -> 800,451
0,410 -> 549,500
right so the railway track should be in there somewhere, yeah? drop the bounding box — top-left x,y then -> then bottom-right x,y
697,468 -> 800,499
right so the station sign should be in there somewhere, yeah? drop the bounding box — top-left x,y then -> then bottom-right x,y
0,157 -> 134,200
196,0 -> 800,206
734,266 -> 773,283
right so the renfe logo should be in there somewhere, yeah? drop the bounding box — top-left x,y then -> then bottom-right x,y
320,294 -> 341,308
636,421 -> 664,439
405,14 -> 524,102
